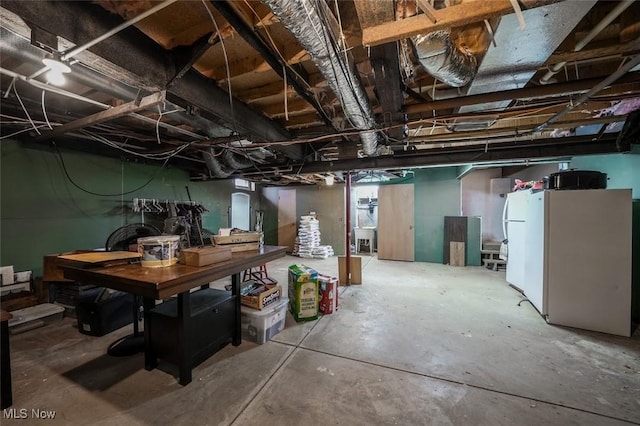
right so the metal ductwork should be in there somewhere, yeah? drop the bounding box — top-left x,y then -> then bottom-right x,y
261,0 -> 379,156
223,149 -> 254,170
202,149 -> 234,178
202,148 -> 261,178
411,29 -> 477,88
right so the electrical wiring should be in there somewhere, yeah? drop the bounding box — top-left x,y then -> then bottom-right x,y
78,129 -> 197,161
52,141 -> 170,197
240,0 -> 314,93
13,81 -> 41,135
200,0 -> 270,181
311,0 -> 374,131
41,90 -> 53,130
0,124 -> 49,140
155,105 -> 165,145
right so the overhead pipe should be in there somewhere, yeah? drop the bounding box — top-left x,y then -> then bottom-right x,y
0,28 -> 229,139
262,0 -> 380,156
534,54 -> 640,132
411,29 -> 477,87
540,0 -> 634,84
2,0 -> 304,160
405,71 -> 640,114
60,0 -> 179,61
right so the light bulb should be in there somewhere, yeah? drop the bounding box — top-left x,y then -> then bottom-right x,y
42,57 -> 71,74
45,70 -> 66,86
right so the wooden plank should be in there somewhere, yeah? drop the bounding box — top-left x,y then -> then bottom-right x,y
338,256 -> 362,285
58,251 -> 141,264
362,0 -> 563,46
378,184 -> 414,261
416,0 -> 439,23
450,242 -> 465,267
277,189 -> 297,252
34,91 -> 166,140
443,216 -> 467,264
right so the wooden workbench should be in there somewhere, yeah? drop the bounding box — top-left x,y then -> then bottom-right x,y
60,245 -> 287,385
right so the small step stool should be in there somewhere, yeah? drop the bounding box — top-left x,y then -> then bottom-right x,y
242,264 -> 277,285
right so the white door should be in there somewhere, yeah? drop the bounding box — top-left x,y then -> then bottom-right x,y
231,192 -> 250,231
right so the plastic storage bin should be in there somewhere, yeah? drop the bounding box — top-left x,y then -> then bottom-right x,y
75,288 -> 134,336
240,298 -> 288,344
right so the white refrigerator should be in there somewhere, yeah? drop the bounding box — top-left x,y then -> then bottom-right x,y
506,189 -> 632,337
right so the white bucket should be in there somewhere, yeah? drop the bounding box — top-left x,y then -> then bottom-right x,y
137,235 -> 180,268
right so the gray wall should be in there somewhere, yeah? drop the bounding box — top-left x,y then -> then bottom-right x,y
1,141 -> 257,276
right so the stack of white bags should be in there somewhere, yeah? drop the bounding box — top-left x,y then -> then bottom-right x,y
293,215 -> 333,258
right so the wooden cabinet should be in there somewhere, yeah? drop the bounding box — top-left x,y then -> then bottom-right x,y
148,288 -> 236,381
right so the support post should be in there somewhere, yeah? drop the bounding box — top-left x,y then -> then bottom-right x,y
345,172 -> 352,285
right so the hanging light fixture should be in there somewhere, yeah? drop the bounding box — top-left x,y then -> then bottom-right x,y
42,53 -> 71,86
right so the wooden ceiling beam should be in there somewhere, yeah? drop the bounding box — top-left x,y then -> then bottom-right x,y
361,0 -> 564,46
34,91 -> 167,141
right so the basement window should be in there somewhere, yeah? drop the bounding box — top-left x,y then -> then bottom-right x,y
235,178 -> 255,191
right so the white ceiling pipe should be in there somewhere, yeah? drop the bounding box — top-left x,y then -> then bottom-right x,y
0,66 -> 206,140
61,0 -> 179,61
540,0 -> 634,84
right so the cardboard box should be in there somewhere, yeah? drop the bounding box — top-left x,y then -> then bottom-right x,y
318,274 -> 339,315
210,237 -> 260,252
338,256 -> 362,285
180,246 -> 232,266
288,264 -> 318,322
240,282 -> 282,310
212,232 -> 261,245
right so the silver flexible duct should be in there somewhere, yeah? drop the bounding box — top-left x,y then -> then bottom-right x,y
412,30 -> 477,88
262,0 -> 379,156
223,149 -> 254,170
202,149 -> 234,178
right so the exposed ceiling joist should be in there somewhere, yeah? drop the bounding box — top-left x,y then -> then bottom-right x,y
362,0 -> 564,46
34,90 -> 167,141
1,0 -> 304,160
405,71 -> 640,114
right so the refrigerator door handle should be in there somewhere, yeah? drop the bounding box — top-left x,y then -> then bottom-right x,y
502,196 -> 509,240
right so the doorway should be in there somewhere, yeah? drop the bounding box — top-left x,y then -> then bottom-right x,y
231,192 -> 251,231
277,189 -> 297,252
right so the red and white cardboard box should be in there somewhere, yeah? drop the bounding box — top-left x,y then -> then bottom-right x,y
318,274 -> 339,315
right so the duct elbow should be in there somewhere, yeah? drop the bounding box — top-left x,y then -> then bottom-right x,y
412,30 -> 477,88
202,149 -> 234,178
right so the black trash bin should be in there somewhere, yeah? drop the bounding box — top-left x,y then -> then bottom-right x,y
75,288 -> 134,336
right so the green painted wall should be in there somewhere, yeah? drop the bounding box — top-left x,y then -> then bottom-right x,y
633,201 -> 640,325
466,217 -> 482,267
1,142 -> 258,277
569,152 -> 640,198
412,168 -> 461,263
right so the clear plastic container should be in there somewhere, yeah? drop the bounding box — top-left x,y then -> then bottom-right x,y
240,298 -> 288,344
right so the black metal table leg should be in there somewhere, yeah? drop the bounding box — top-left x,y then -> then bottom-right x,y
177,291 -> 192,385
1,316 -> 13,409
232,272 -> 241,346
143,297 -> 157,371
107,294 -> 144,357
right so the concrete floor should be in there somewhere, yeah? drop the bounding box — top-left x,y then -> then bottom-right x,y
3,255 -> 640,425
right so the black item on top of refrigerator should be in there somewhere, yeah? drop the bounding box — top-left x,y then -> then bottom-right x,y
543,170 -> 607,190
